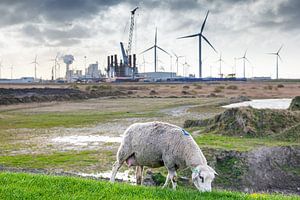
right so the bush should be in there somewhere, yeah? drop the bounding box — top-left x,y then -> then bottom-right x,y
194,85 -> 202,89
181,90 -> 190,95
183,85 -> 190,89
85,86 -> 91,91
277,84 -> 284,88
264,85 -> 273,90
227,85 -> 238,90
149,90 -> 157,95
214,87 -> 222,93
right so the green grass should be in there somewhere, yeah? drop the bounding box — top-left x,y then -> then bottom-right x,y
193,133 -> 300,152
0,172 -> 298,200
0,111 -> 160,129
0,150 -> 114,171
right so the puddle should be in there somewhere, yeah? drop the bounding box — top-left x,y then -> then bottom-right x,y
223,98 -> 292,109
160,105 -> 199,117
77,170 -> 136,183
52,135 -> 122,145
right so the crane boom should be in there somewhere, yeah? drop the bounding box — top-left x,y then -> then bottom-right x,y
127,7 -> 138,56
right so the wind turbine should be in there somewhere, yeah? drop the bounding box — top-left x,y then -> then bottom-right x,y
238,50 -> 251,78
140,28 -> 170,72
50,54 -> 60,79
267,45 -> 283,79
177,10 -> 217,78
31,55 -> 38,80
173,51 -> 184,76
216,53 -> 225,78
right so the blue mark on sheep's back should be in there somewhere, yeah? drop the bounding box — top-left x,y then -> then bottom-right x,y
182,129 -> 190,136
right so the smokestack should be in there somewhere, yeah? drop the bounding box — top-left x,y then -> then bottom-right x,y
107,56 -> 110,70
133,54 -> 136,69
110,55 -> 113,67
129,55 -> 132,67
114,55 -> 118,66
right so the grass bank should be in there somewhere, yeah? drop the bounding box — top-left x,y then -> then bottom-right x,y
0,172 -> 298,200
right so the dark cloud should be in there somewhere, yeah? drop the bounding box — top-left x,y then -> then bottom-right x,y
1,0 -> 300,48
21,24 -> 91,46
0,0 -> 121,27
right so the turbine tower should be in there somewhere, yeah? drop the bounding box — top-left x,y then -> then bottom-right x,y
140,28 -> 170,72
238,50 -> 250,79
216,53 -> 225,78
31,55 -> 38,80
267,45 -> 283,80
173,51 -> 184,76
177,10 -> 217,78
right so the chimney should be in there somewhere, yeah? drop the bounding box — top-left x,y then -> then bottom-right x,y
110,55 -> 114,67
107,56 -> 110,70
133,54 -> 136,69
129,55 -> 132,67
114,55 -> 118,66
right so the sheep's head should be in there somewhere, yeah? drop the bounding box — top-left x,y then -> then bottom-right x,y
192,165 -> 217,192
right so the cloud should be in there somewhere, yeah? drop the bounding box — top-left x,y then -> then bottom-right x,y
21,23 -> 91,46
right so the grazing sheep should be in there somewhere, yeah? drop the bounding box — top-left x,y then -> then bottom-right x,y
110,121 -> 217,191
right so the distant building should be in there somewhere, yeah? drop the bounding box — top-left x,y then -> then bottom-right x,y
86,62 -> 101,78
0,77 -> 34,83
138,72 -> 177,81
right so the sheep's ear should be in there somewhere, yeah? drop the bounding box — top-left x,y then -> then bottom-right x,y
207,165 -> 218,176
192,172 -> 198,181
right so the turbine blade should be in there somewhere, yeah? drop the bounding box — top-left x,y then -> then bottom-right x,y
244,49 -> 248,57
172,51 -> 178,58
140,46 -> 154,54
177,33 -> 200,39
278,45 -> 283,54
157,46 -> 170,56
245,57 -> 252,65
202,35 -> 217,53
278,54 -> 283,62
267,53 -> 277,55
200,10 -> 209,34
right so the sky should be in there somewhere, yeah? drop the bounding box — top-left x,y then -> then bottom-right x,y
0,0 -> 299,79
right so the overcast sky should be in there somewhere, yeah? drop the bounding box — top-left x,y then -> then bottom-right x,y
0,0 -> 299,79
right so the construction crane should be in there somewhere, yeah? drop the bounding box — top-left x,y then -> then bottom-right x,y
127,7 -> 138,56
120,7 -> 138,66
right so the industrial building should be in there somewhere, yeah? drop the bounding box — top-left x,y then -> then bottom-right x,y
138,72 -> 176,81
86,62 -> 101,79
107,54 -> 137,79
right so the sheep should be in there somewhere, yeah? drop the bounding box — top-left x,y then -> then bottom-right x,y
110,121 -> 217,191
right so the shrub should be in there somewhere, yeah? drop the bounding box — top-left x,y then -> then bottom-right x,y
214,87 -> 223,93
182,90 -> 190,95
149,90 -> 157,95
264,85 -> 273,90
195,85 -> 202,89
183,85 -> 190,89
227,85 -> 238,90
85,86 -> 91,91
127,91 -> 134,95
277,84 -> 284,88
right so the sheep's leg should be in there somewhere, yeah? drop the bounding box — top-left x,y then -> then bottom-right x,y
162,173 -> 170,188
110,161 -> 123,182
168,170 -> 177,190
136,166 -> 144,185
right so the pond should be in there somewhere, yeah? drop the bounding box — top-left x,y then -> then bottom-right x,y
222,98 -> 292,109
